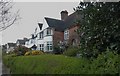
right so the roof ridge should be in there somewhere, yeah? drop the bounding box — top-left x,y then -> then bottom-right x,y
44,17 -> 64,22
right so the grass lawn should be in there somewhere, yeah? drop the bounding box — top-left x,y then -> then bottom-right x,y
3,54 -> 119,74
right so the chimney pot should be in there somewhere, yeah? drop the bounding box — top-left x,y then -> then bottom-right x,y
60,10 -> 68,21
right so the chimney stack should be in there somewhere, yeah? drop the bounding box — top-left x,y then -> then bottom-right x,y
60,10 -> 68,21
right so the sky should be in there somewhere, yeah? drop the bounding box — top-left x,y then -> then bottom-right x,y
1,2 -> 79,45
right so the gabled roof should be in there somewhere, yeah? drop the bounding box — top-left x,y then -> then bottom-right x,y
64,12 -> 81,28
16,38 -> 29,45
7,43 -> 16,47
44,11 -> 82,31
16,39 -> 25,45
45,17 -> 66,32
38,23 -> 43,30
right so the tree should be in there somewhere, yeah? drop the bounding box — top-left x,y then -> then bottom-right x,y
0,0 -> 19,31
75,2 -> 120,58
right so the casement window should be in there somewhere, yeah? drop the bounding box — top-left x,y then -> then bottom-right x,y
31,39 -> 33,44
46,28 -> 52,36
64,30 -> 69,40
39,44 -> 44,51
47,41 -> 53,51
39,31 -> 43,39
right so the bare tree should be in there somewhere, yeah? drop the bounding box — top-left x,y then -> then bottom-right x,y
0,0 -> 19,31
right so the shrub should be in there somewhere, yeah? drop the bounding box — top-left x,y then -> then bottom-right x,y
63,47 -> 79,57
24,51 -> 31,56
53,46 -> 63,54
14,45 -> 31,56
90,50 -> 119,74
7,51 -> 14,55
31,50 -> 43,55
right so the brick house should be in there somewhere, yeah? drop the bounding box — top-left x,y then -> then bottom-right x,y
33,10 -> 81,52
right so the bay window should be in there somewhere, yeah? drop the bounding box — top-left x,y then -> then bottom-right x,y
47,41 -> 53,51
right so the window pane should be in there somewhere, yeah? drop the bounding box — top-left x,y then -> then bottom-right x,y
50,46 -> 52,50
47,28 -> 51,35
64,30 -> 69,40
46,41 -> 52,51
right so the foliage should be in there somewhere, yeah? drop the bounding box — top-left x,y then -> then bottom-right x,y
3,51 -> 119,74
63,47 -> 79,57
24,50 -> 44,56
24,51 -> 31,56
90,51 -> 119,74
75,2 -> 120,58
53,46 -> 63,54
5,53 -> 17,57
0,0 -> 19,31
31,50 -> 44,55
14,45 -> 31,56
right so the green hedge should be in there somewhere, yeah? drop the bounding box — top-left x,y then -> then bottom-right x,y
3,52 -> 119,74
63,47 -> 79,57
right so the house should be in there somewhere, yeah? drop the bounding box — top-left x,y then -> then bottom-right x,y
25,34 -> 37,50
2,44 -> 7,53
6,43 -> 16,53
16,38 -> 29,46
35,10 -> 81,52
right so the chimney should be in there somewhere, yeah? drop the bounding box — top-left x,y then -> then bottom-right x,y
60,10 -> 68,21
23,38 -> 28,41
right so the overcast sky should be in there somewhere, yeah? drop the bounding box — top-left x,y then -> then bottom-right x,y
1,2 -> 79,45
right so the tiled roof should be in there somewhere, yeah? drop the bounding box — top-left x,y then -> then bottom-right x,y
64,12 -> 81,29
44,11 -> 82,31
16,38 -> 29,45
45,17 -> 66,32
17,39 -> 25,45
7,43 -> 16,47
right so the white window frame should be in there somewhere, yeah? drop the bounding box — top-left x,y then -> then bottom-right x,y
39,31 -> 43,39
46,41 -> 53,51
39,44 -> 44,51
31,39 -> 33,44
46,28 -> 52,36
64,29 -> 69,40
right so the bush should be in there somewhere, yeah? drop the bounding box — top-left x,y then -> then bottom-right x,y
31,50 -> 44,55
63,47 -> 79,57
90,50 -> 119,74
24,51 -> 31,56
24,50 -> 44,56
53,46 -> 63,54
14,45 -> 31,56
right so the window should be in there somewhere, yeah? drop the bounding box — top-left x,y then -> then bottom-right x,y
64,30 -> 69,40
31,39 -> 33,44
46,28 -> 52,36
47,41 -> 53,51
39,31 -> 43,39
39,44 -> 44,51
